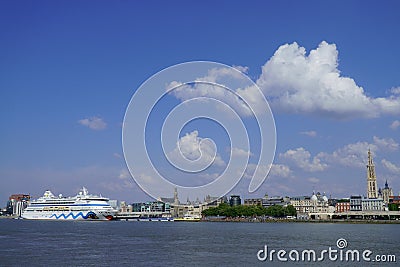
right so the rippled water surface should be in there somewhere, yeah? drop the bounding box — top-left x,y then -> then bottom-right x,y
0,220 -> 398,266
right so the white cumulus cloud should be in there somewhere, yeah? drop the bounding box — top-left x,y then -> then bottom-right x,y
269,164 -> 292,178
167,67 -> 265,116
168,41 -> 400,120
302,136 -> 395,169
280,147 -> 327,172
373,136 -> 399,152
256,41 -> 400,118
381,159 -> 400,174
168,130 -> 225,168
78,116 -> 107,130
318,141 -> 376,168
245,163 -> 291,179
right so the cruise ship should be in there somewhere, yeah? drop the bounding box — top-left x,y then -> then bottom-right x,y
21,187 -> 117,220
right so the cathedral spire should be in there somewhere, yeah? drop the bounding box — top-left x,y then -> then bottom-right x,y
173,187 -> 179,205
366,149 -> 378,199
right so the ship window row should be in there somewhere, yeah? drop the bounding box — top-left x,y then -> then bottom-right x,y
27,207 -> 98,211
32,202 -> 75,205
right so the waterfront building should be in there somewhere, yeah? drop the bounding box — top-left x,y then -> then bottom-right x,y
362,198 -> 384,211
6,194 -> 30,217
108,199 -> 119,210
131,202 -> 142,212
157,188 -> 221,218
200,195 -> 228,217
119,200 -> 173,220
229,195 -> 241,206
203,195 -> 228,207
263,196 -> 290,207
290,196 -> 313,217
291,192 -> 333,220
119,201 -> 133,213
335,200 -> 350,213
350,195 -> 362,211
159,187 -> 181,216
366,149 -> 378,199
244,195 -> 290,207
328,197 -> 338,207
349,195 -> 385,212
291,192 -> 330,213
309,192 -> 332,217
244,198 -> 262,206
389,196 -> 400,204
131,201 -> 171,214
388,196 -> 400,211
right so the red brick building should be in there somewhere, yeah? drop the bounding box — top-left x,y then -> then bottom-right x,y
335,202 -> 350,213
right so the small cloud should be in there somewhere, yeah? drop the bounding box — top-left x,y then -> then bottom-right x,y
138,173 -> 157,185
78,116 -> 107,130
308,177 -> 320,183
232,65 -> 249,74
390,120 -> 400,130
198,172 -> 220,183
245,163 -> 291,179
231,147 -> 253,157
269,164 -> 292,178
118,169 -> 130,180
300,131 -> 317,137
390,86 -> 400,95
113,153 -> 122,159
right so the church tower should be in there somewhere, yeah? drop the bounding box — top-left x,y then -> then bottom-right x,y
366,149 -> 378,199
173,187 -> 179,205
381,180 -> 394,204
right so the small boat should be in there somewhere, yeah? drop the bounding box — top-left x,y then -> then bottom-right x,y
174,214 -> 201,222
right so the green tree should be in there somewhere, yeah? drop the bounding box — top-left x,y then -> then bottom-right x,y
202,203 -> 291,218
284,205 -> 297,216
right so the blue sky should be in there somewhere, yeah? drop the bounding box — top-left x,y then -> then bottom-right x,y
1,1 -> 400,204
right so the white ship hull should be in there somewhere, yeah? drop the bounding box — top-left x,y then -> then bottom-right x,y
21,210 -> 115,221
21,187 -> 117,221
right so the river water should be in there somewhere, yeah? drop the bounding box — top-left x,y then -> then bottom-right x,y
0,220 -> 398,266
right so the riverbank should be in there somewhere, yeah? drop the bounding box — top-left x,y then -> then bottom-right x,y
3,215 -> 400,224
202,217 -> 400,224
0,215 -> 17,219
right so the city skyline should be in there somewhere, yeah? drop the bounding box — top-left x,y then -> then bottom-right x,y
1,1 -> 400,204
2,148 -> 397,206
